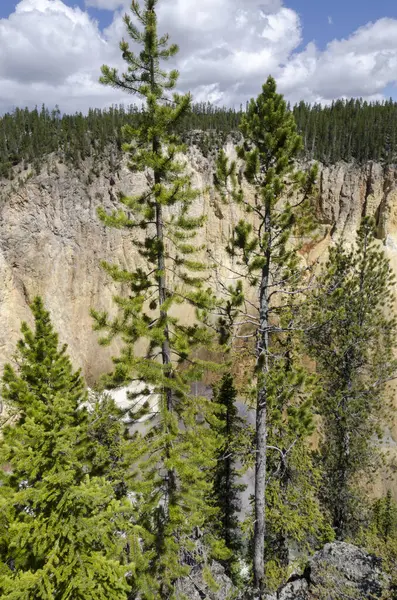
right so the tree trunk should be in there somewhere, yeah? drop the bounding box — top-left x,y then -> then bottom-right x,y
153,145 -> 176,506
150,58 -> 176,512
253,385 -> 268,596
253,205 -> 271,597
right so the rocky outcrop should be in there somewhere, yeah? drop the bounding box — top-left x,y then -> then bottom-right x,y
174,542 -> 392,599
266,542 -> 391,600
315,161 -> 397,242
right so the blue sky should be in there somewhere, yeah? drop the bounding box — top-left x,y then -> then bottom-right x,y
1,0 -> 397,113
287,0 -> 397,50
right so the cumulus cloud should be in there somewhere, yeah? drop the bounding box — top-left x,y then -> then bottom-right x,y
277,18 -> 397,104
1,0 -> 397,114
0,0 -> 128,112
0,0 -> 106,85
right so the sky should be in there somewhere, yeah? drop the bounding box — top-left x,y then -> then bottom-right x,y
1,0 -> 397,114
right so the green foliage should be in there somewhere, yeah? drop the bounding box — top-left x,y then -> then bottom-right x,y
373,492 -> 397,542
215,76 -> 321,594
85,392 -> 134,500
293,97 -> 397,164
210,374 -> 247,577
356,492 -> 397,593
0,298 -> 147,599
92,1 -> 222,596
0,102 -> 243,180
305,218 -> 397,540
241,353 -> 334,592
264,438 -> 334,590
262,358 -> 334,590
5,93 -> 397,179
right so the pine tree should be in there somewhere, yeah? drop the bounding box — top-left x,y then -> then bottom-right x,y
264,430 -> 333,590
92,1 -> 221,596
305,218 -> 397,539
356,491 -> 397,590
85,391 -> 132,500
373,491 -> 397,542
0,297 -> 147,599
215,76 -> 319,596
5,94 -> 397,178
211,373 -> 246,575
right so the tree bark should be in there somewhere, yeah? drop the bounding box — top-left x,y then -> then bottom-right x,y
150,53 -> 176,515
253,205 -> 271,597
153,140 -> 176,503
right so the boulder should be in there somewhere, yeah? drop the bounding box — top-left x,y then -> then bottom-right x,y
175,561 -> 235,599
174,543 -> 391,599
271,542 -> 390,600
307,541 -> 390,599
277,579 -> 309,600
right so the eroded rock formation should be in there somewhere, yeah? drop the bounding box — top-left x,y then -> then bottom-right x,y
0,146 -> 397,493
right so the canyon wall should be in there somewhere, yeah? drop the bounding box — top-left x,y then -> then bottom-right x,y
0,147 -> 397,492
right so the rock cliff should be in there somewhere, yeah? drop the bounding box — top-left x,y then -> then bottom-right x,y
0,148 -> 397,491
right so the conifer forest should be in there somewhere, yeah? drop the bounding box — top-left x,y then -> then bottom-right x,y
1,1 -> 397,599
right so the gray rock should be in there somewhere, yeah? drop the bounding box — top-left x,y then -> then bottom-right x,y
172,542 -> 391,599
277,579 -> 309,600
272,542 -> 390,600
175,560 -> 236,599
308,541 -> 390,599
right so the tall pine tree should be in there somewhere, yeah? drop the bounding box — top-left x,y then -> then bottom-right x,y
0,298 -> 147,599
305,217 -> 397,539
215,76 -> 319,596
92,1 -> 221,596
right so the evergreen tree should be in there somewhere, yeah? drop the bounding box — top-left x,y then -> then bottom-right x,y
373,491 -> 397,542
239,337 -> 333,593
85,391 -> 131,500
264,432 -> 333,590
0,298 -> 147,599
92,1 -> 221,596
5,95 -> 397,179
305,218 -> 397,539
356,491 -> 397,591
215,76 -> 319,596
211,373 -> 246,575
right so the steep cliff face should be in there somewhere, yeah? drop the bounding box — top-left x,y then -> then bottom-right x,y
316,161 -> 397,240
0,149 -> 397,485
0,142 -> 246,384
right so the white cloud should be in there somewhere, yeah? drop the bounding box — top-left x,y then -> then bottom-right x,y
328,16 -> 333,25
0,0 -> 106,85
0,0 -> 127,112
1,0 -> 397,114
277,18 -> 397,103
85,0 -> 125,9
